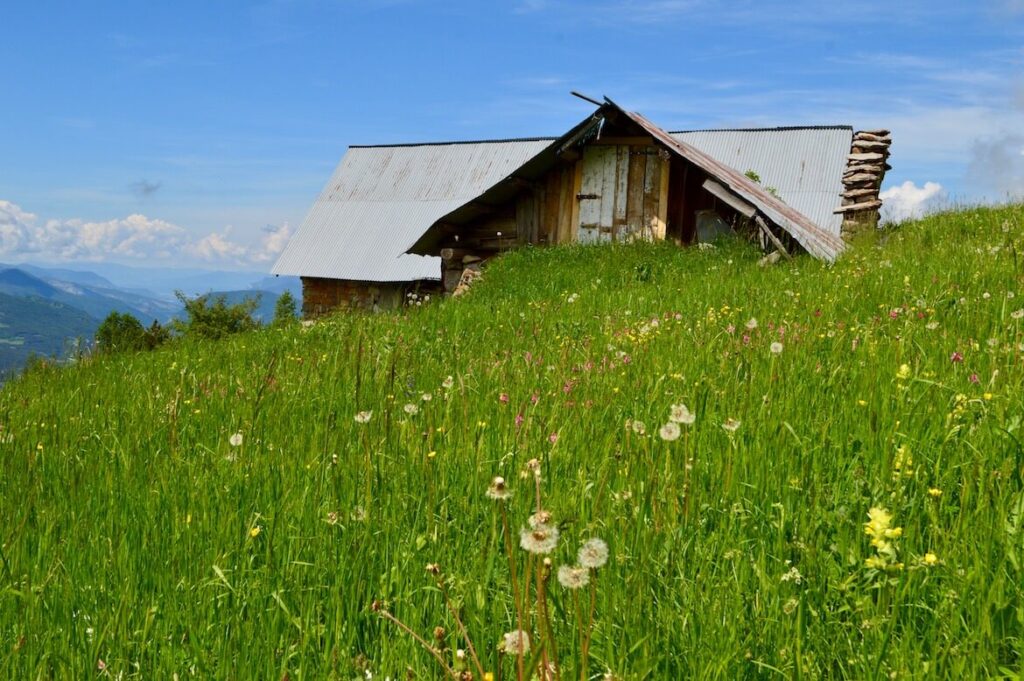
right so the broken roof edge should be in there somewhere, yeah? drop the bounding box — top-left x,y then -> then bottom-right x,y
407,98 -> 847,261
616,103 -> 846,262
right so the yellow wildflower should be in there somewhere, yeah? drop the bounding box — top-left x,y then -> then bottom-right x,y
896,364 -> 911,380
249,526 -> 261,538
923,552 -> 939,566
928,488 -> 942,497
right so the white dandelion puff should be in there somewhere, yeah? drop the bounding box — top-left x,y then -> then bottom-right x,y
722,418 -> 741,433
659,422 -> 681,441
500,630 -> 530,656
745,317 -> 758,330
578,537 -> 609,569
770,341 -> 784,355
354,411 -> 372,424
403,403 -> 419,416
486,476 -> 512,501
669,403 -> 696,425
520,524 -> 559,554
229,432 -> 243,447
557,565 -> 590,589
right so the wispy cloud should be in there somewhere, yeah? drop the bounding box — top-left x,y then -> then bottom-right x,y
130,179 -> 162,199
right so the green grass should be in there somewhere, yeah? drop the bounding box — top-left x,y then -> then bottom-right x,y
2,204 -> 1023,679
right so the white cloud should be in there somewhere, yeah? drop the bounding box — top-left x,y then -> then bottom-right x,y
879,181 -> 947,223
0,199 -> 291,267
252,222 -> 293,263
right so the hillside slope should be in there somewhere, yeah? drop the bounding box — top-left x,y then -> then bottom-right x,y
0,292 -> 97,373
1,205 -> 1022,678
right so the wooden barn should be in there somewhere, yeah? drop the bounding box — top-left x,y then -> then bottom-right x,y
272,97 -> 890,314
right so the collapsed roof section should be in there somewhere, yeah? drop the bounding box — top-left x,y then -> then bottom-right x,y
408,98 -> 846,262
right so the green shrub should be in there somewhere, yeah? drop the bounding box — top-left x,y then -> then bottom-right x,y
273,290 -> 298,326
172,291 -> 260,340
95,311 -> 148,353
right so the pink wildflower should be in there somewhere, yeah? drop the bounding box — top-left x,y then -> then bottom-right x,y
951,351 -> 964,363
548,432 -> 559,444
499,393 -> 510,404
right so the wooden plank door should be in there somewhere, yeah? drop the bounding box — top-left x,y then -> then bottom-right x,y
575,144 -> 668,243
576,145 -> 626,244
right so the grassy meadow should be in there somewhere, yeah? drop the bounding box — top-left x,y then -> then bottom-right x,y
2,205 -> 1024,679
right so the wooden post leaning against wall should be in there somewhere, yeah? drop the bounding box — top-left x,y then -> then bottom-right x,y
834,130 -> 892,237
654,151 -> 670,240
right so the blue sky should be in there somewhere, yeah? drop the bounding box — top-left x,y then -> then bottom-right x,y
1,0 -> 1021,270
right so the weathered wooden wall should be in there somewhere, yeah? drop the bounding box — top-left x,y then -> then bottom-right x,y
301,277 -> 412,317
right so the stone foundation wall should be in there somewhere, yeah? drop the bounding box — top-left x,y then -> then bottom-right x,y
301,278 -> 409,317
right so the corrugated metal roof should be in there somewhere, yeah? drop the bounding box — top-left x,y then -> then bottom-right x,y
271,140 -> 551,281
672,127 -> 852,236
275,116 -> 853,281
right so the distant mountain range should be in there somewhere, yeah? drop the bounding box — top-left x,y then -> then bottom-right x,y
0,262 -> 301,377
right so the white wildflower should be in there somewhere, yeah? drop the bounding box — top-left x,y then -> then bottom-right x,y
354,411 -> 373,424
403,403 -> 419,416
722,418 -> 741,433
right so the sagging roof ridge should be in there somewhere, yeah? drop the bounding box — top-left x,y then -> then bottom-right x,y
345,125 -> 854,150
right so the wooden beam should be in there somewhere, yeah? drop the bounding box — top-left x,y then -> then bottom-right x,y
702,179 -> 757,219
655,155 -> 670,240
755,216 -> 791,260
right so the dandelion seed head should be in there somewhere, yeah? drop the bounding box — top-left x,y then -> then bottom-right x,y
669,403 -> 695,425
229,432 -> 243,447
403,403 -> 419,416
659,422 -> 681,441
528,510 -> 552,529
722,418 -> 741,433
486,476 -> 512,501
578,537 -> 609,569
745,317 -> 758,330
770,341 -> 784,355
557,565 -> 590,589
500,630 -> 530,656
354,411 -> 373,424
520,524 -> 559,554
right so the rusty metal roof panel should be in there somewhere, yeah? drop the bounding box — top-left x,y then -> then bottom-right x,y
272,140 -> 552,281
671,126 -> 852,236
